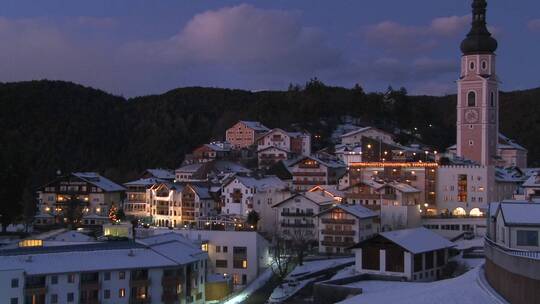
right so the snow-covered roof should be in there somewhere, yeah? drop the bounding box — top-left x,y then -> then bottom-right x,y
188,184 -> 213,199
498,133 -> 527,151
316,204 -> 378,219
72,172 -> 125,192
176,163 -> 204,173
376,227 -> 454,254
498,202 -> 540,226
45,231 -> 94,242
523,173 -> 540,188
272,192 -> 336,208
385,182 -> 420,193
124,177 -> 164,187
288,155 -> 346,169
495,167 -> 527,183
212,161 -> 252,174
239,120 -> 270,132
340,127 -> 373,138
0,240 -> 205,275
145,168 -> 175,180
228,175 -> 288,191
257,145 -> 291,154
308,185 -> 345,198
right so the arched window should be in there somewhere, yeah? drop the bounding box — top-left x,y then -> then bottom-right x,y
470,208 -> 483,217
467,91 -> 476,107
452,207 -> 467,217
490,92 -> 495,107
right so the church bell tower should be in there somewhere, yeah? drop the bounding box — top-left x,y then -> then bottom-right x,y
456,0 -> 499,166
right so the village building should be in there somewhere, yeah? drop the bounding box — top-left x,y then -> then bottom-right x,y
35,172 -> 125,229
221,176 -> 290,233
175,160 -> 251,182
351,227 -> 454,282
225,121 -> 269,149
288,156 -> 346,192
0,237 -> 208,304
273,191 -> 339,243
256,128 -> 311,169
316,204 -> 379,254
488,201 -> 540,250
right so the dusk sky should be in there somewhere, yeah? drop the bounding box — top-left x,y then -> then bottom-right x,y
2,0 -> 540,97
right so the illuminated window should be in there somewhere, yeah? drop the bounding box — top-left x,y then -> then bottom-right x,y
201,243 -> 208,252
452,207 -> 466,217
18,239 -> 43,248
469,208 -> 483,217
119,288 -> 126,298
457,174 -> 468,202
242,260 -> 248,269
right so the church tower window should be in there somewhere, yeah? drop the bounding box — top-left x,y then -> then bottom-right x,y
467,91 -> 476,107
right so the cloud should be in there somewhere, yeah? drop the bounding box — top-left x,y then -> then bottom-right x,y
528,19 -> 540,32
125,4 -> 343,78
362,15 -> 469,53
0,7 -> 466,96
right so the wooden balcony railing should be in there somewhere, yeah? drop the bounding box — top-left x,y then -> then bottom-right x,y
281,222 -> 315,228
321,229 -> 355,236
321,240 -> 356,247
321,218 -> 355,225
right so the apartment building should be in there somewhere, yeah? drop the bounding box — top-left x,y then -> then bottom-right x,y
288,156 -> 346,192
273,192 -> 338,242
256,128 -> 311,169
139,230 -> 270,289
221,176 -> 289,232
0,238 -> 208,304
226,121 -> 269,149
316,204 -> 378,254
35,172 -> 125,228
123,178 -> 162,219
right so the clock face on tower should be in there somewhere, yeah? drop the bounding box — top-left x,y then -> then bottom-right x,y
465,109 -> 479,123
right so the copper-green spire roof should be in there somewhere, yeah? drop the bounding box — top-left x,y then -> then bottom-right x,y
460,0 -> 498,55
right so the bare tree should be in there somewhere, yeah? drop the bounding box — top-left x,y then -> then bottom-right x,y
289,228 -> 316,266
270,233 -> 294,281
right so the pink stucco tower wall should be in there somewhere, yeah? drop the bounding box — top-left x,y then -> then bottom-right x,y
456,0 -> 499,166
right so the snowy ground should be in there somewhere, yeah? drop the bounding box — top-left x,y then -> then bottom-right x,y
339,266 -> 506,304
454,237 -> 484,250
222,268 -> 273,304
289,257 -> 354,278
269,257 -> 354,303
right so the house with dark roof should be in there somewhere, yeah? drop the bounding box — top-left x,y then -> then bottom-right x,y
351,227 -> 454,281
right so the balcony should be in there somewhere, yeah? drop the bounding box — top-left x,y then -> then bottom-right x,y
281,211 -> 314,217
292,172 -> 326,177
130,297 -> 151,304
321,218 -> 355,225
281,222 -> 315,228
162,275 -> 183,286
346,193 -> 396,200
162,293 -> 181,303
321,240 -> 356,247
321,229 -> 355,236
293,180 -> 321,185
80,299 -> 99,304
131,270 -> 151,287
25,276 -> 47,296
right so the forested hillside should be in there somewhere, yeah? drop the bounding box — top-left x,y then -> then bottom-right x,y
1,79 -> 539,223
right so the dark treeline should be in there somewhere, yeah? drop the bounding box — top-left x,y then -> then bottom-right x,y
1,79 -> 539,224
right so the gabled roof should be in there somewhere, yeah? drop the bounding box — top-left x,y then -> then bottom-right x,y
257,145 -> 291,154
72,172 -> 125,192
315,204 -> 378,219
308,185 -> 345,198
384,182 -> 420,193
497,202 -> 540,226
224,175 -> 288,191
144,169 -> 175,180
353,227 -> 454,254
340,126 -> 393,139
239,120 -> 270,132
522,173 -> 540,188
186,183 -> 213,199
288,155 -> 345,169
124,177 -> 164,187
272,192 -> 336,208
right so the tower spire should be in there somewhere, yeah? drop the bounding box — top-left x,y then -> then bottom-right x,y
460,0 -> 498,55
